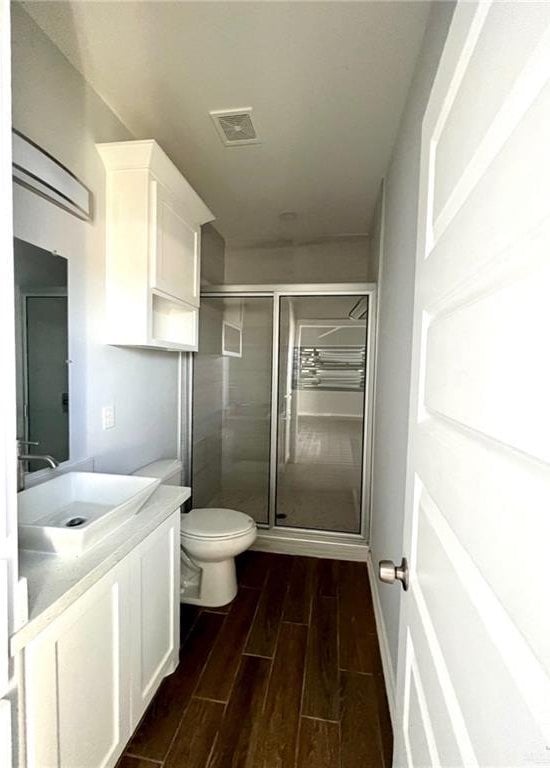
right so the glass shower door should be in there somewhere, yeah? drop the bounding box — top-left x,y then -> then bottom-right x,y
192,296 -> 273,525
275,295 -> 368,533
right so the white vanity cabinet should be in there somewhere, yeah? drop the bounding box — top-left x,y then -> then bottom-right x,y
97,140 -> 214,352
23,561 -> 132,768
129,510 -> 179,725
22,509 -> 180,768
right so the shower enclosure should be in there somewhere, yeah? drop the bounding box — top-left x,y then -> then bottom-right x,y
191,284 -> 376,541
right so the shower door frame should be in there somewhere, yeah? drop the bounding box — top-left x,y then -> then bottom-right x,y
197,283 -> 377,543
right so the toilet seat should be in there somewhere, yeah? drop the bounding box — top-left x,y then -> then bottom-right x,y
181,508 -> 255,540
180,507 -> 257,607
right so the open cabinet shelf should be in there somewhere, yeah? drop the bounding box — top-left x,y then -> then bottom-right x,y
151,291 -> 198,351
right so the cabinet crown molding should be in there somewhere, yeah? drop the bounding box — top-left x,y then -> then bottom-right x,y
97,139 -> 214,226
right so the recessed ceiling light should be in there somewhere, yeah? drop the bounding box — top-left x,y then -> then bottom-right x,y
279,211 -> 298,222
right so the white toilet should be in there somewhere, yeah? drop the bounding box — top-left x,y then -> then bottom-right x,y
133,460 -> 257,608
181,508 -> 257,607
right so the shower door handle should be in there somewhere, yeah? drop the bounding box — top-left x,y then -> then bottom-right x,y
378,557 -> 409,591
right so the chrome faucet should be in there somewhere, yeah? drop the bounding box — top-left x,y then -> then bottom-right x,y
17,440 -> 59,492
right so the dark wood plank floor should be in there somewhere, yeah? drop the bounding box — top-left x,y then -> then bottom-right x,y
118,552 -> 393,768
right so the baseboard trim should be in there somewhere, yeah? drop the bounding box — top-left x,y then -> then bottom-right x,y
367,552 -> 396,729
253,532 -> 368,561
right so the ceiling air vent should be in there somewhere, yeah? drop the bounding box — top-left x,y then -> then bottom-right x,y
210,108 -> 260,146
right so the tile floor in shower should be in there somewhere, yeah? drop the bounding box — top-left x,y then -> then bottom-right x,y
211,416 -> 364,533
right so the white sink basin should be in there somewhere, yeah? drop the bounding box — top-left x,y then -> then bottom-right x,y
18,472 -> 161,556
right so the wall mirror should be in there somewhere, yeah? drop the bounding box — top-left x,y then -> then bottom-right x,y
13,238 -> 69,471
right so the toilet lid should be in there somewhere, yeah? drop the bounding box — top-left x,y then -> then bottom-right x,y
181,508 -> 256,539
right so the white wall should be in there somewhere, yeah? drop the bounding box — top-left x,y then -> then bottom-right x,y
297,390 -> 363,418
370,0 -> 456,698
11,4 -> 179,474
224,236 -> 370,284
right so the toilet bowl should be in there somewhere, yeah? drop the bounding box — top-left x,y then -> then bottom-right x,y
181,508 -> 257,607
132,460 -> 257,608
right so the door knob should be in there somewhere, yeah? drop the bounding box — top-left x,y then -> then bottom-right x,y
378,557 -> 409,591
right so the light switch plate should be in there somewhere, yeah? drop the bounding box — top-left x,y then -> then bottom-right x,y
102,405 -> 115,430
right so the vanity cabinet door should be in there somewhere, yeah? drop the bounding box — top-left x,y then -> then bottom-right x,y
130,510 -> 180,726
24,563 -> 132,768
151,180 -> 201,308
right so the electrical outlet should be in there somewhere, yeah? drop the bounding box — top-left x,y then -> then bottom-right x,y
102,405 -> 115,430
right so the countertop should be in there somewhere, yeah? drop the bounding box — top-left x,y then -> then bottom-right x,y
11,484 -> 190,654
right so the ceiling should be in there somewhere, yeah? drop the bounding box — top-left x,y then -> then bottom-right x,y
22,1 -> 431,243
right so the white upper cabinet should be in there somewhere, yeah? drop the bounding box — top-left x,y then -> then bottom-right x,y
151,179 -> 201,307
97,140 -> 214,351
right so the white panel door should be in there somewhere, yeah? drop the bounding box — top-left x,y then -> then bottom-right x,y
151,180 -> 201,307
130,510 -> 180,726
24,563 -> 132,768
393,2 -> 550,766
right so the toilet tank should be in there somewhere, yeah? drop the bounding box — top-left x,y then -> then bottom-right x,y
132,459 -> 183,486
